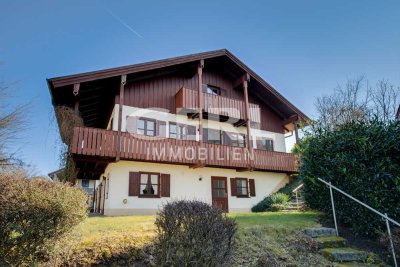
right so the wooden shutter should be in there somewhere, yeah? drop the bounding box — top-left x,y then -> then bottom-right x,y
128,172 -> 140,196
230,178 -> 237,196
249,179 -> 256,197
187,125 -> 196,140
126,116 -> 137,134
157,120 -> 166,137
161,173 -> 170,197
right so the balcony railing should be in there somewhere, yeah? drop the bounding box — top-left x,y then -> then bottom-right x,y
71,127 -> 298,172
175,87 -> 261,124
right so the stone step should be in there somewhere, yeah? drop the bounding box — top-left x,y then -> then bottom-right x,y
304,227 -> 337,238
315,236 -> 347,248
336,263 -> 380,267
321,247 -> 368,262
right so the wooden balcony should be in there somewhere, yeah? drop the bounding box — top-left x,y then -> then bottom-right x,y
71,127 -> 298,173
175,87 -> 261,124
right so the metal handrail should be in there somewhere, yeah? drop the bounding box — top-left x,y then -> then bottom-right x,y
318,177 -> 399,267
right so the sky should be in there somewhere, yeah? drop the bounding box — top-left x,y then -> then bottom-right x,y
1,0 -> 399,175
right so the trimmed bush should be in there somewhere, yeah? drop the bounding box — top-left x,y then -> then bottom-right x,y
154,200 -> 237,267
252,193 -> 290,212
0,172 -> 88,265
298,119 -> 400,237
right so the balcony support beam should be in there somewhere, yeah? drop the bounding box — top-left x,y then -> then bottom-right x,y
116,75 -> 127,162
197,60 -> 205,167
294,120 -> 300,144
73,83 -> 80,116
242,74 -> 253,169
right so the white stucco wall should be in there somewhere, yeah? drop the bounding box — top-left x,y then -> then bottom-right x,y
101,160 -> 289,216
108,104 -> 288,152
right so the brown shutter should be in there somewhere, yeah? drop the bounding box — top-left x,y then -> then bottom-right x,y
230,178 -> 237,196
157,120 -> 166,137
161,173 -> 170,197
187,125 -> 196,140
126,116 -> 137,134
249,179 -> 256,197
203,128 -> 209,143
129,172 -> 140,196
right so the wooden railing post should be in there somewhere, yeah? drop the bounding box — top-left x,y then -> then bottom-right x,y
116,75 -> 127,162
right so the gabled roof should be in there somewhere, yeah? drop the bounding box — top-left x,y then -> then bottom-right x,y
47,49 -> 310,125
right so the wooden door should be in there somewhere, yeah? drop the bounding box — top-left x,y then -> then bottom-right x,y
211,176 -> 228,212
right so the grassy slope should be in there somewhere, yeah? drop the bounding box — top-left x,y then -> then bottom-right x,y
50,211 -> 332,266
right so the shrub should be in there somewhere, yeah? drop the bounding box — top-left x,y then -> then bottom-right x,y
252,193 -> 290,212
271,204 -> 286,212
298,119 -> 400,237
0,171 -> 88,265
154,200 -> 237,267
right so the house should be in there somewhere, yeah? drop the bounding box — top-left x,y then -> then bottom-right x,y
47,49 -> 309,215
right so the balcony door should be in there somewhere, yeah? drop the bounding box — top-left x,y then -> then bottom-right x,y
211,176 -> 228,212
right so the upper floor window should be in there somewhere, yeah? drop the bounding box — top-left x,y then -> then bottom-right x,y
81,179 -> 89,188
229,133 -> 246,148
169,123 -> 187,140
257,138 -> 274,151
140,172 -> 159,197
206,128 -> 222,144
203,84 -> 221,96
137,118 -> 156,136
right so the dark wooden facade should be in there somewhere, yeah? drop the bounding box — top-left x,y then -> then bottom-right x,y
48,49 -> 309,180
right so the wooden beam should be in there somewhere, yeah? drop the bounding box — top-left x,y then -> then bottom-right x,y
242,75 -> 253,169
197,60 -> 204,166
73,83 -> 80,115
294,120 -> 300,144
233,73 -> 251,89
116,75 -> 126,161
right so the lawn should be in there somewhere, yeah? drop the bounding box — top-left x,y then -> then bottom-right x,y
50,211 -> 333,266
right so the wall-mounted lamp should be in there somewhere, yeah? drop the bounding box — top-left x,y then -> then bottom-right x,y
199,175 -> 203,181
122,199 -> 128,204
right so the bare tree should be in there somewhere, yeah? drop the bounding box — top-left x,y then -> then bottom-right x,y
314,76 -> 400,129
0,82 -> 29,168
370,80 -> 400,123
315,76 -> 370,129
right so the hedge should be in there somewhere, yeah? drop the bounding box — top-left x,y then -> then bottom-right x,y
0,172 -> 88,265
298,119 -> 400,237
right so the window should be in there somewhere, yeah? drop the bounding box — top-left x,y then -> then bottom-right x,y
139,173 -> 159,197
257,138 -> 274,151
236,178 -> 248,196
81,179 -> 89,188
207,129 -> 222,144
137,118 -> 156,136
169,123 -> 188,140
230,133 -> 246,147
203,84 -> 221,96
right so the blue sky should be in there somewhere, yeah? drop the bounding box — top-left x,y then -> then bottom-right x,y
1,0 -> 399,175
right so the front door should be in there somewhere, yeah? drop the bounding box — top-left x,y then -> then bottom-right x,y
211,176 -> 228,212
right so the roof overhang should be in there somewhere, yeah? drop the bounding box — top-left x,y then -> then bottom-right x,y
47,49 -> 310,127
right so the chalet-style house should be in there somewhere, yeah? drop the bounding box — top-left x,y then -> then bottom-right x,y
47,49 -> 309,215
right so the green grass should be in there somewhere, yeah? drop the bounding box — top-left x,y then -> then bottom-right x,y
52,211 -> 324,266
230,211 -> 321,229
